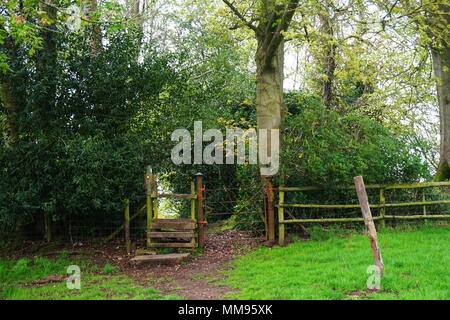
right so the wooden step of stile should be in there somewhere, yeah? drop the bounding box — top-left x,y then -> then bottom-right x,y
147,219 -> 198,249
151,219 -> 196,230
130,253 -> 190,265
147,231 -> 195,238
147,242 -> 196,248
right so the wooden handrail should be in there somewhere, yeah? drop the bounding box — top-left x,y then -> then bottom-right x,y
279,200 -> 450,209
279,181 -> 450,192
151,193 -> 196,199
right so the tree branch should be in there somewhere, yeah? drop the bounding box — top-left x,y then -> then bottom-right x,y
264,0 -> 300,66
222,0 -> 257,33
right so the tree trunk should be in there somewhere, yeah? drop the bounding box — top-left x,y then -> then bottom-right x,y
88,0 -> 102,54
319,13 -> 336,109
0,36 -> 21,148
222,0 -> 299,243
1,76 -> 18,147
37,0 -> 57,129
432,45 -> 450,181
255,38 -> 286,176
255,38 -> 286,242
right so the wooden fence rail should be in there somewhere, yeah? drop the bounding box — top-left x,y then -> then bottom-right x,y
278,182 -> 450,246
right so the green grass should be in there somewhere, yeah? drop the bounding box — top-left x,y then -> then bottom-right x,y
223,224 -> 450,300
0,253 -> 182,300
102,263 -> 120,274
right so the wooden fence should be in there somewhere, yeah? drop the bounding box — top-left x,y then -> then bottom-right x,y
278,181 -> 450,246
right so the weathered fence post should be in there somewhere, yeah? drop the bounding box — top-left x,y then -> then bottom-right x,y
191,182 -> 196,221
152,174 -> 159,219
354,176 -> 384,276
124,199 -> 131,254
278,188 -> 285,246
422,190 -> 427,216
265,177 -> 275,242
145,166 -> 153,247
44,212 -> 51,243
196,173 -> 205,249
379,187 -> 386,228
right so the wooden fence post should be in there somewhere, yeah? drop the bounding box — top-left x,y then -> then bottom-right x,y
278,189 -> 285,246
196,173 -> 205,249
422,190 -> 427,216
152,174 -> 159,219
379,188 -> 386,228
191,182 -> 196,221
354,176 -> 384,276
124,199 -> 131,254
145,166 -> 153,247
265,177 -> 275,243
44,212 -> 51,243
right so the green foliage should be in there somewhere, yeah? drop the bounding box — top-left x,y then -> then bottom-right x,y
0,30 -> 185,235
231,91 -> 432,230
282,92 -> 431,188
0,0 -> 443,240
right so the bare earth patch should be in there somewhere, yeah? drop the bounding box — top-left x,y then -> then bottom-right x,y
123,230 -> 263,300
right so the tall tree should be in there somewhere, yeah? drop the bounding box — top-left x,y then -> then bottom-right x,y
0,0 -> 43,147
222,0 -> 299,241
222,0 -> 299,169
317,11 -> 337,109
0,36 -> 20,148
88,0 -> 102,53
429,2 -> 450,180
375,0 -> 450,179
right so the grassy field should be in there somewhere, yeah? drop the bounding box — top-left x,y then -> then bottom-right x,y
0,252 -> 181,300
223,224 -> 450,300
1,224 -> 448,300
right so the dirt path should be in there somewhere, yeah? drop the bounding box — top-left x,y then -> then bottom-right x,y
124,230 -> 263,300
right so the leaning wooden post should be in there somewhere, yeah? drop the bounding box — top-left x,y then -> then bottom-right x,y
354,176 -> 384,276
265,177 -> 275,242
124,199 -> 131,255
145,166 -> 153,247
278,189 -> 285,246
379,187 -> 386,228
196,173 -> 205,249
